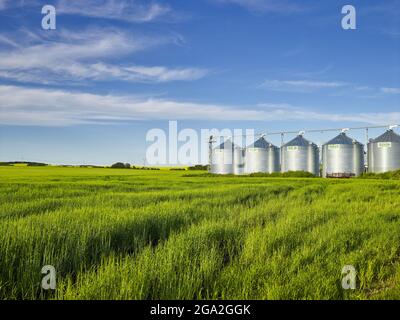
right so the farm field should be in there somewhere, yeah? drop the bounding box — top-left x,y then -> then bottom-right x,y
0,166 -> 399,300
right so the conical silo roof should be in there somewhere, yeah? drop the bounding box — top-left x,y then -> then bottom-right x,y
371,130 -> 400,143
247,137 -> 276,149
283,135 -> 316,147
324,133 -> 362,145
216,139 -> 235,149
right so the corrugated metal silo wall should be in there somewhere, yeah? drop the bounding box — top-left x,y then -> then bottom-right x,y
233,148 -> 245,175
211,148 -> 234,174
322,144 -> 364,177
281,145 -> 319,175
245,147 -> 280,174
368,141 -> 400,173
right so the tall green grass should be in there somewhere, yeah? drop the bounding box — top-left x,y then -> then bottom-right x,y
360,170 -> 400,180
0,166 -> 399,300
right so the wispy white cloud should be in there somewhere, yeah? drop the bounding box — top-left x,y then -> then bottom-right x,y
0,34 -> 20,48
287,65 -> 333,78
116,65 -> 209,82
214,0 -> 304,14
260,77 -> 400,97
0,0 -> 35,11
56,0 -> 173,23
0,28 -> 209,84
282,47 -> 305,58
0,0 -> 8,10
381,87 -> 400,94
1,85 -> 398,126
260,79 -> 347,92
361,1 -> 400,16
380,28 -> 400,37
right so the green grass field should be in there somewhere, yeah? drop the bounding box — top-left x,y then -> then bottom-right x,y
0,166 -> 399,300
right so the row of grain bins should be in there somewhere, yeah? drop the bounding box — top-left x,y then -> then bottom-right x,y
210,129 -> 400,177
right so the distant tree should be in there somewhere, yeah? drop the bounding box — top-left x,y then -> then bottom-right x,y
125,163 -> 131,169
111,162 -> 126,168
188,165 -> 208,171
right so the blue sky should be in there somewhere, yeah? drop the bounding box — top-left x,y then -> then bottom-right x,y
0,0 -> 399,165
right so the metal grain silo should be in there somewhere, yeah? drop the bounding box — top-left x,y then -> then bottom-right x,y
210,139 -> 234,174
368,129 -> 400,173
281,135 -> 319,176
245,137 -> 280,174
233,147 -> 246,175
322,132 -> 364,178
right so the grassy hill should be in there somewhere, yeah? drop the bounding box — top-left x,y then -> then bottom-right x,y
0,166 -> 399,299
